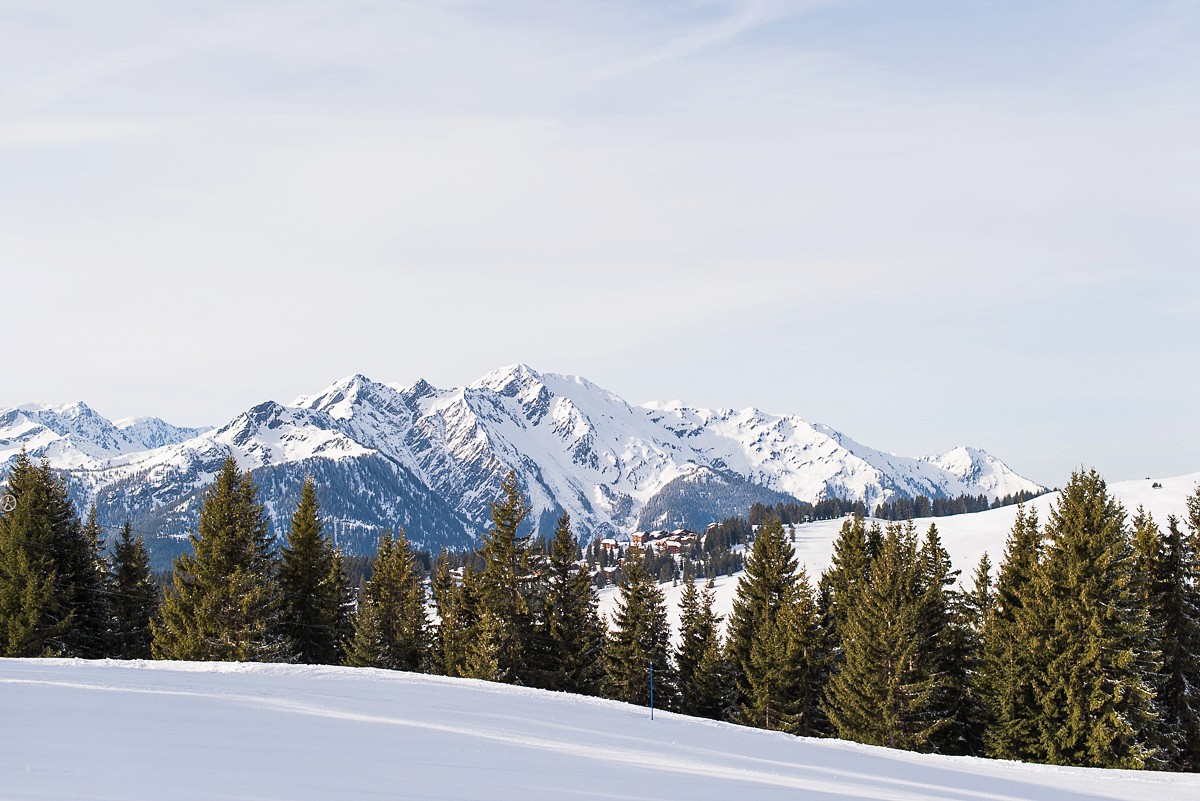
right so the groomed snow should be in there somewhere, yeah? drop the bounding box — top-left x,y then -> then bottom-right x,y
3,659 -> 1196,801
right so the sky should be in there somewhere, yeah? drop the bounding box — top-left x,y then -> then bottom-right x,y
1,0 -> 1196,488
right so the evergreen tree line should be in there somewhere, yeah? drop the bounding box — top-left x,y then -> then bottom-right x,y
4,450 -> 1199,772
873,488 -> 1045,521
749,498 -> 869,525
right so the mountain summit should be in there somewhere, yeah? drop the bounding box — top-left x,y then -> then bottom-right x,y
1,366 -> 1043,559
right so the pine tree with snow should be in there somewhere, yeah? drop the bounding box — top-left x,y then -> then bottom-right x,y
109,521 -> 159,659
152,456 -> 288,662
347,529 -> 429,672
1024,469 -> 1158,768
980,504 -> 1044,760
475,471 -> 539,685
536,513 -> 605,695
824,522 -> 947,751
606,548 -> 676,709
279,477 -> 352,665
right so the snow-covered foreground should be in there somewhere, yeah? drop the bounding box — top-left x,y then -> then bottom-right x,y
2,660 -> 1197,801
599,471 -> 1200,637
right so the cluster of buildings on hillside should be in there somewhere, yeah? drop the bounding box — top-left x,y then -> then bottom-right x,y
599,527 -> 701,556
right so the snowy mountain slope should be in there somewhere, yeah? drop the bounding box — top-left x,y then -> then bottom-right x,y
113,416 -> 211,450
3,659 -> 1195,801
2,364 -> 1043,555
599,470 -> 1200,641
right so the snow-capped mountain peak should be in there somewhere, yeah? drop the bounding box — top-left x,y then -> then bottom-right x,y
2,366 -> 1046,555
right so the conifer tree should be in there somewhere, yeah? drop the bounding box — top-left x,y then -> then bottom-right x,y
537,513 -> 605,694
433,559 -> 481,678
1146,509 -> 1200,770
475,472 -> 539,684
675,571 -> 728,720
278,477 -> 352,665
1024,469 -> 1158,768
109,521 -> 159,659
821,515 -> 874,643
462,606 -> 502,682
606,548 -> 676,709
917,523 -> 983,754
743,569 -> 824,734
966,552 -> 994,632
824,522 -> 947,750
980,504 -> 1044,760
347,529 -> 428,672
0,453 -> 107,657
726,517 -> 799,723
152,456 -> 288,662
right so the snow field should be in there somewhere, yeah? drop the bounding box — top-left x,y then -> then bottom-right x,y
3,659 -> 1198,801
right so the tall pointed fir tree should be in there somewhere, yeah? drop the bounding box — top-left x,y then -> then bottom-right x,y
432,556 -> 482,679
675,570 -> 729,720
475,471 -> 540,685
109,521 -> 159,659
537,513 -> 605,695
1024,469 -> 1158,768
823,522 -> 949,751
727,516 -> 825,733
347,529 -> 429,672
1143,505 -> 1200,770
278,477 -> 353,665
820,515 -> 875,644
606,548 -> 676,709
980,504 -> 1044,760
916,523 -> 984,754
152,456 -> 288,662
0,452 -> 108,657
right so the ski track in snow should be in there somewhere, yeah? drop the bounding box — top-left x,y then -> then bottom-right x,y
3,660 -> 1198,801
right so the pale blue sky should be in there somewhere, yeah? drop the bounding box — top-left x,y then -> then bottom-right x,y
1,1 -> 1197,487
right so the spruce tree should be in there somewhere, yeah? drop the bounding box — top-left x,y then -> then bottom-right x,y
475,471 -> 539,684
824,522 -> 947,751
980,504 -> 1044,760
1025,469 -> 1158,768
152,456 -> 288,662
726,517 -> 799,726
278,477 -> 352,665
742,569 -> 824,734
109,521 -> 159,659
537,513 -> 605,694
347,529 -> 429,672
606,549 -> 676,709
0,453 -> 107,657
820,515 -> 875,645
917,523 -> 983,754
1148,510 -> 1200,770
433,559 -> 481,678
675,571 -> 728,720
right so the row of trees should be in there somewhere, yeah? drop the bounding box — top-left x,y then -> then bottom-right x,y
873,488 -> 1044,521
3,450 -> 1198,772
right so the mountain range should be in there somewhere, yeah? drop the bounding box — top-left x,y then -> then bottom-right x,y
0,364 -> 1043,563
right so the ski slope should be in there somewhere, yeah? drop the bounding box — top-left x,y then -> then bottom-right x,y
2,659 -> 1196,801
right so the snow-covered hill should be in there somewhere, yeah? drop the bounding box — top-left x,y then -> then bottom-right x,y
2,659 -> 1195,801
598,470 -> 1200,640
2,365 -> 1044,557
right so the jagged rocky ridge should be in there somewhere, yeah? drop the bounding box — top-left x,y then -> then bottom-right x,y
1,365 -> 1043,564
